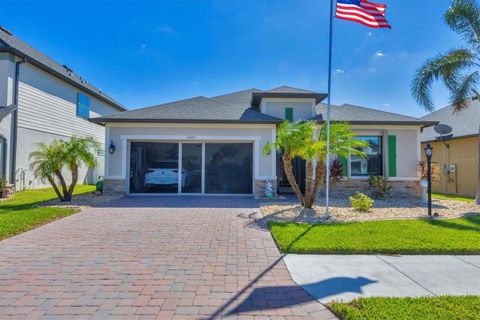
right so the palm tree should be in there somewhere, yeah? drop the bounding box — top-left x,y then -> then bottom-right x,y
411,0 -> 480,205
264,120 -> 316,206
265,121 -> 366,209
62,136 -> 100,201
29,141 -> 65,201
29,136 -> 99,202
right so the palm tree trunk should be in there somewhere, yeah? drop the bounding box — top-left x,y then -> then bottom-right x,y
67,163 -> 79,202
54,169 -> 69,202
476,124 -> 480,205
282,154 -> 305,206
304,160 -> 314,208
308,160 -> 326,207
47,176 -> 64,201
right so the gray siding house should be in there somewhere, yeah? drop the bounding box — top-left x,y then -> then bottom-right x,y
0,26 -> 125,190
92,86 -> 436,197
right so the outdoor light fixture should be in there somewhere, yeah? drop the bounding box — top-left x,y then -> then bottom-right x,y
424,143 -> 433,216
109,140 -> 116,154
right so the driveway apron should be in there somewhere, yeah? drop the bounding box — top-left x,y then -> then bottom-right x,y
0,196 -> 336,319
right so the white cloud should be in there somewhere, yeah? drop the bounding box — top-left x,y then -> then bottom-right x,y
157,25 -> 176,34
374,51 -> 385,58
141,44 -> 147,49
384,103 -> 390,107
366,32 -> 373,37
335,69 -> 345,75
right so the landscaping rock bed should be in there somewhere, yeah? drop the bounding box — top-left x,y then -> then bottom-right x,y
259,197 -> 480,223
40,192 -> 122,209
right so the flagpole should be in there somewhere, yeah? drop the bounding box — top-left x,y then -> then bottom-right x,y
325,0 -> 334,216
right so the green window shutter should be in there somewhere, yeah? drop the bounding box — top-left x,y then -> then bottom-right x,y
285,108 -> 294,122
388,135 -> 397,177
339,156 -> 348,177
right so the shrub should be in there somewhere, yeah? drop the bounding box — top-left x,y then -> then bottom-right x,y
349,192 -> 374,212
368,176 -> 392,199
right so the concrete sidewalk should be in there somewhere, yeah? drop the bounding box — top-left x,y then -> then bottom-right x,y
284,255 -> 480,303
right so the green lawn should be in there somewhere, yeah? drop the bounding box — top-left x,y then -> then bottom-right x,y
433,193 -> 475,203
329,296 -> 480,320
0,185 -> 95,240
269,216 -> 480,254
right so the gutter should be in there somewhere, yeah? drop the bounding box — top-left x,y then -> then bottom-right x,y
89,118 -> 283,125
10,58 -> 26,184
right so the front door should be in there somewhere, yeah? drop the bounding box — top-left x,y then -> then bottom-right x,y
277,153 -> 306,194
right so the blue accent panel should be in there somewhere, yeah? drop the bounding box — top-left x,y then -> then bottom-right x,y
77,93 -> 90,119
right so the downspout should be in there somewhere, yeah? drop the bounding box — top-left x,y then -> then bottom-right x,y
10,58 -> 26,184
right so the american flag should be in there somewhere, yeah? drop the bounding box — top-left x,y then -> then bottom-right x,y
336,0 -> 391,29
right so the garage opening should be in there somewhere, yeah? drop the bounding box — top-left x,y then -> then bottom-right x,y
129,141 -> 253,194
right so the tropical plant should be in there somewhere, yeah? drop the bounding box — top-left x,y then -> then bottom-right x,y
411,0 -> 480,205
349,192 -> 374,212
418,160 -> 440,183
329,158 -> 344,185
29,136 -> 99,202
264,121 -> 367,209
367,175 -> 392,199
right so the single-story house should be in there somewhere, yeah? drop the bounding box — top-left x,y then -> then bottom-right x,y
92,86 -> 437,197
0,26 -> 126,190
421,98 -> 479,197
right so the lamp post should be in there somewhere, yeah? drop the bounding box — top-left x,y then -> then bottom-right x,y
424,144 -> 433,217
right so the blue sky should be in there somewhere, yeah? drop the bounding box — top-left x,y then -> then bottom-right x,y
0,0 -> 458,117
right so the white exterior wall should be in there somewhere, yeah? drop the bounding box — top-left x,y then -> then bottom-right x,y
349,124 -> 421,180
261,98 -> 316,122
105,123 -> 277,194
13,63 -> 121,189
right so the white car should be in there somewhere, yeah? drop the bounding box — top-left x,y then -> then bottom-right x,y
144,161 -> 186,189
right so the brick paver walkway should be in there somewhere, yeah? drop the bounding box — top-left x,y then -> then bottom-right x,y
0,196 -> 337,319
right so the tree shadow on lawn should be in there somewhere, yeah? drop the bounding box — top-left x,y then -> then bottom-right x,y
427,214 -> 480,232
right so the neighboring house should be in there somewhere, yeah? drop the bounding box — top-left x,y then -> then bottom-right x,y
0,26 -> 126,190
92,86 -> 436,197
420,98 -> 480,197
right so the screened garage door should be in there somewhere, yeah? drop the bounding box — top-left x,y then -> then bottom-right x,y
129,142 -> 253,194
205,143 -> 252,194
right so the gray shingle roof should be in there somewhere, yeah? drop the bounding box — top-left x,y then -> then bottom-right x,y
91,96 -> 282,124
251,86 -> 327,108
0,26 -> 125,111
211,88 -> 261,110
316,103 -> 436,125
420,98 -> 480,142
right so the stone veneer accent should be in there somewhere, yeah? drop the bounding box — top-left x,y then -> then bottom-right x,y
104,179 -> 126,196
323,179 -> 420,198
255,179 -> 278,198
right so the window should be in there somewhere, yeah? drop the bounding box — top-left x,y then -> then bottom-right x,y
285,108 -> 294,122
77,93 -> 90,119
350,136 -> 383,176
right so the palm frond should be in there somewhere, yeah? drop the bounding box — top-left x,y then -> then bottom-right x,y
411,48 -> 476,111
451,70 -> 480,112
445,0 -> 480,52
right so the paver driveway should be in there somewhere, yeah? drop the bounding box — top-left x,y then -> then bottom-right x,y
0,196 -> 336,319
